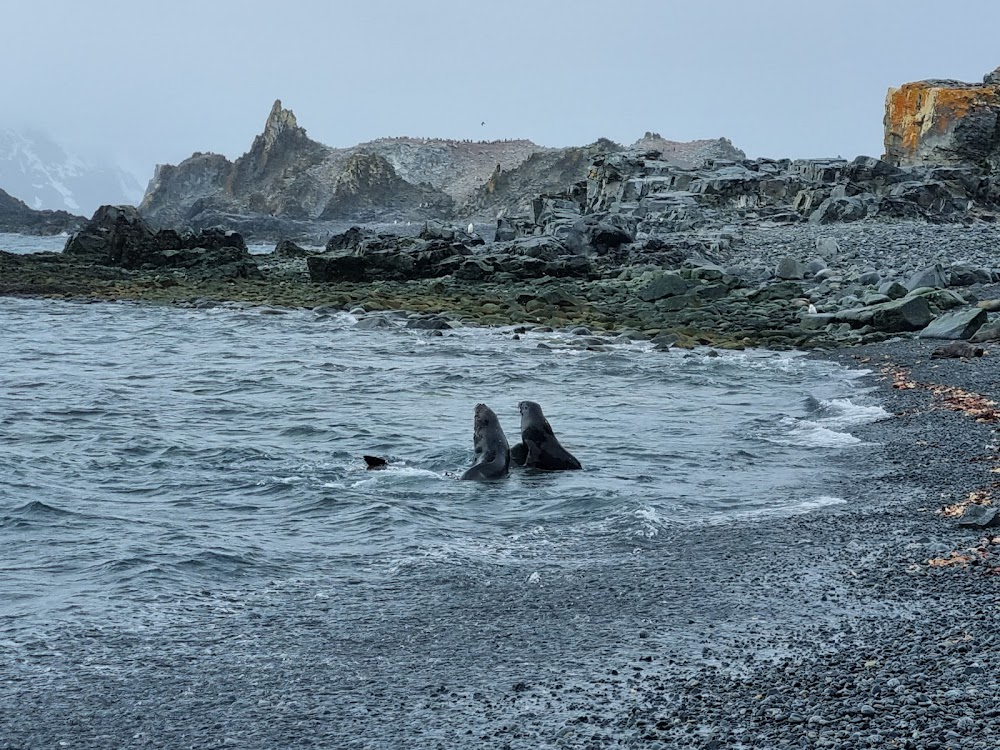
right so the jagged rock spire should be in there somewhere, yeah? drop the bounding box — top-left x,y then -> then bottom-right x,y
262,99 -> 301,148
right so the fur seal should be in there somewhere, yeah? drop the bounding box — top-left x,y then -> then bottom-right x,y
510,401 -> 582,471
931,342 -> 985,359
459,403 -> 510,481
363,455 -> 388,470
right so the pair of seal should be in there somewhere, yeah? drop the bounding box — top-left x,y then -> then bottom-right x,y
510,401 -> 582,471
459,403 -> 511,481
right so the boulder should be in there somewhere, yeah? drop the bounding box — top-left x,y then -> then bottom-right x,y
63,205 -> 156,264
273,239 -> 309,257
917,307 -> 988,340
970,318 -> 1000,343
958,506 -> 1000,529
948,263 -> 992,286
635,271 -> 689,302
836,296 -> 933,332
775,256 -> 806,280
808,195 -> 874,224
905,264 -> 948,291
878,281 -> 909,299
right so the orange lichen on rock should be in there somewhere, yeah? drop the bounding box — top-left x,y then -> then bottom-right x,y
884,78 -> 1000,167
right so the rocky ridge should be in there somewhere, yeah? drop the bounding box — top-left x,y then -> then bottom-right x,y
139,100 -> 748,234
0,186 -> 84,235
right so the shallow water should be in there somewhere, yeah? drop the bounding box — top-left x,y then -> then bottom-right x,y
0,296 -> 886,638
0,230 -> 284,256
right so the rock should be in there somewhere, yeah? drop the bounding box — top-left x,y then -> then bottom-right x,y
917,307 -> 988,339
326,226 -> 369,252
958,506 -> 1000,528
0,186 -> 84,235
636,271 -> 689,302
63,205 -> 155,264
809,195 -> 874,224
406,315 -> 453,330
836,296 -> 933,332
970,317 -> 1000,343
976,299 -> 1000,312
885,73 -> 1000,171
878,281 -> 909,299
494,217 -> 517,242
273,239 -> 308,257
948,263 -> 992,286
801,313 -> 837,330
905,264 -> 948,291
775,256 -> 806,280
62,205 -> 255,275
308,237 -> 470,282
815,237 -> 840,259
859,270 -> 882,286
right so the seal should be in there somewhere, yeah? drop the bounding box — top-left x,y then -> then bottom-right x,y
363,455 -> 388,470
931,342 -> 986,359
510,401 -> 582,471
459,403 -> 511,481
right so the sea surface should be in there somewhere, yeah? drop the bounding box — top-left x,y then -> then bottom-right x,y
0,231 -> 287,256
0,290 -> 888,642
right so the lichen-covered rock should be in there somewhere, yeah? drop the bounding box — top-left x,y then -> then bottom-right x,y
884,73 -> 1000,171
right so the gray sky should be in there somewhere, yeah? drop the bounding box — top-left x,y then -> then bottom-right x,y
4,0 -> 1000,181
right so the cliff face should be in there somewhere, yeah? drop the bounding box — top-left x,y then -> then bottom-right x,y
884,69 -> 1000,171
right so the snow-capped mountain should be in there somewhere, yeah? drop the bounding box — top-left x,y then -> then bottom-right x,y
0,128 -> 144,217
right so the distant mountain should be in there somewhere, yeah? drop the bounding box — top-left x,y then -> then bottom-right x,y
0,128 -> 144,217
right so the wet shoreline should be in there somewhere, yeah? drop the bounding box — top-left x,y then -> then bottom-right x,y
3,335 -> 999,748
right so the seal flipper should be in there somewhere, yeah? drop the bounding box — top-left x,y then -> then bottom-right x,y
510,442 -> 527,466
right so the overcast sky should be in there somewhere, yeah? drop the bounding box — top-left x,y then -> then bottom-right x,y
3,0 -> 1000,181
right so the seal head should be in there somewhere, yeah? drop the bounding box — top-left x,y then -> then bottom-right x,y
510,401 -> 582,471
459,403 -> 511,481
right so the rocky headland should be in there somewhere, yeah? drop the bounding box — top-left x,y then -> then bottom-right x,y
0,186 -> 85,235
7,68 -> 1000,351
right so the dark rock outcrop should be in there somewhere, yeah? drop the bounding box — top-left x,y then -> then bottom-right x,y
63,205 -> 259,278
0,187 -> 85,235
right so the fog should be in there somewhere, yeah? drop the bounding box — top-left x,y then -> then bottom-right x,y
3,0 -> 1000,182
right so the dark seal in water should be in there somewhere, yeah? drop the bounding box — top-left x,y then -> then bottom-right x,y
510,401 -> 582,471
459,403 -> 511,481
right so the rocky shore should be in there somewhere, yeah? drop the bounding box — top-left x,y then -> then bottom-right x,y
5,202 -> 1000,352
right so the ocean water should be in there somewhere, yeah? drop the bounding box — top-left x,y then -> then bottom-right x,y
0,231 -> 285,256
0,295 -> 887,640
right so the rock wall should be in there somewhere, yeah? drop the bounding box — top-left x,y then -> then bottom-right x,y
884,69 -> 1000,171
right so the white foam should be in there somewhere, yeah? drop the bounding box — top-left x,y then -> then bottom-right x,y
776,417 -> 863,448
813,397 -> 891,427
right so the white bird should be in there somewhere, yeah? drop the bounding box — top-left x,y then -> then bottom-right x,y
807,303 -> 818,314
467,222 -> 475,234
